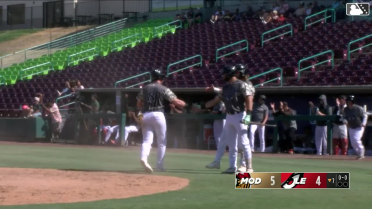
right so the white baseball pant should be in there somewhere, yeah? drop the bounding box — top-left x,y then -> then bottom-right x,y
140,112 -> 167,169
124,125 -> 139,142
249,124 -> 266,152
103,125 -> 119,142
221,112 -> 252,169
213,119 -> 225,147
315,125 -> 327,155
348,127 -> 365,157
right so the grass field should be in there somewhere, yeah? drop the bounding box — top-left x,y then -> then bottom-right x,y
0,143 -> 370,209
0,29 -> 42,44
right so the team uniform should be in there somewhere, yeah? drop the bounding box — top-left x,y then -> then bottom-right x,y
332,103 -> 348,155
249,100 -> 269,152
137,80 -> 177,172
206,69 -> 255,173
314,95 -> 331,155
344,97 -> 367,159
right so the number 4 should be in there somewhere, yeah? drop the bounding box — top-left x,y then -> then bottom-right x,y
316,176 -> 321,186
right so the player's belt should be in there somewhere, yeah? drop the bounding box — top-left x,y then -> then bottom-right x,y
144,107 -> 164,113
226,111 -> 244,115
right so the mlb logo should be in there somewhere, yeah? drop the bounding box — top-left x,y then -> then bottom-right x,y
346,3 -> 370,16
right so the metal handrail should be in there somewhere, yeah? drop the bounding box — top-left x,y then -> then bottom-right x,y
347,34 -> 372,61
297,50 -> 334,80
216,40 -> 249,61
261,24 -> 293,47
304,9 -> 336,30
111,33 -> 141,51
153,20 -> 182,37
0,18 -> 127,69
166,54 -> 203,76
114,72 -> 152,88
67,47 -> 98,66
249,67 -> 283,87
19,62 -> 53,80
55,93 -> 74,104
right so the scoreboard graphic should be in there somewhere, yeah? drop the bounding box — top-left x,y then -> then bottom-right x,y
235,172 -> 350,189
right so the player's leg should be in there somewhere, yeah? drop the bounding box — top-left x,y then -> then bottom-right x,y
140,113 -> 154,173
224,115 -> 238,173
340,125 -> 348,155
349,127 -> 365,159
105,126 -> 114,143
236,113 -> 252,172
332,126 -> 340,155
258,125 -> 265,152
315,126 -> 322,155
213,119 -> 225,147
153,112 -> 167,171
321,126 -> 328,155
248,124 -> 258,152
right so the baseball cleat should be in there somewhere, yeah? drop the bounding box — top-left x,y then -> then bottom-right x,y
357,155 -> 365,160
237,166 -> 246,173
140,160 -> 153,174
155,167 -> 166,172
246,168 -> 254,173
222,167 -> 236,174
206,161 -> 220,169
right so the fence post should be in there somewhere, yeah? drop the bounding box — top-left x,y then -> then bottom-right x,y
120,113 -> 127,146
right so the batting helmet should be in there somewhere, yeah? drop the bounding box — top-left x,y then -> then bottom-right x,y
235,64 -> 247,75
151,69 -> 165,81
222,65 -> 238,81
346,95 -> 355,103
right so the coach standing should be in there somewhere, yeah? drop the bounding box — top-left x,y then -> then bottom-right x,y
205,65 -> 255,173
344,95 -> 367,159
137,69 -> 186,173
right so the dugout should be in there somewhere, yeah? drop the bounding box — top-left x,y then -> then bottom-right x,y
55,86 -> 372,152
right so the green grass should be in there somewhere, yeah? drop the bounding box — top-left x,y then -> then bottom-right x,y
0,143 -> 371,209
0,29 -> 42,44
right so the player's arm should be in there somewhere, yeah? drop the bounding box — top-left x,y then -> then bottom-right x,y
165,88 -> 186,109
205,96 -> 221,109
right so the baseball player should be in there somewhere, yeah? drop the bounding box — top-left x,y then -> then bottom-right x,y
137,69 -> 186,173
212,101 -> 226,147
249,95 -> 269,152
332,95 -> 348,155
344,95 -> 368,159
204,65 -> 254,173
309,95 -> 331,155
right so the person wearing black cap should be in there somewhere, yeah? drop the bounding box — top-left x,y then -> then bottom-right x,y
137,69 -> 186,173
344,95 -> 368,159
248,95 -> 269,153
205,65 -> 255,173
332,95 -> 348,155
309,94 -> 332,155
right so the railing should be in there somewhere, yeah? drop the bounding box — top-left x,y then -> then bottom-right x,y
114,72 -> 152,88
111,33 -> 141,52
67,48 -> 98,66
19,62 -> 53,80
0,18 -> 127,69
153,20 -> 182,37
55,93 -> 74,104
304,9 -> 336,30
215,40 -> 249,62
166,54 -> 203,76
0,75 -> 4,85
347,34 -> 372,61
297,50 -> 334,80
261,24 -> 293,47
249,67 -> 283,87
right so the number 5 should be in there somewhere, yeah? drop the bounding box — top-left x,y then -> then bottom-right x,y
316,176 -> 321,186
271,176 -> 275,186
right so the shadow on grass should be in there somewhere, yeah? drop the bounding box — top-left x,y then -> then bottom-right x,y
60,168 -> 222,175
